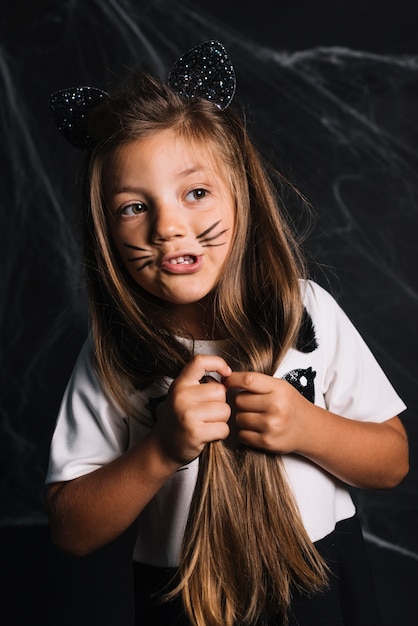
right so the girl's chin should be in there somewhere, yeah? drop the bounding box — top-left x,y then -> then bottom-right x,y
152,286 -> 215,306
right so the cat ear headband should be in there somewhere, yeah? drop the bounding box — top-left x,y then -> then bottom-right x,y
49,40 -> 236,150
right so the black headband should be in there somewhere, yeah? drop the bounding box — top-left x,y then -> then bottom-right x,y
49,40 -> 236,150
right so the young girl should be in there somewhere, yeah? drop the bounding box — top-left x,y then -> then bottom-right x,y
46,41 -> 408,626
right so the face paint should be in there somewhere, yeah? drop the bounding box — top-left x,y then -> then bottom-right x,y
107,129 -> 236,329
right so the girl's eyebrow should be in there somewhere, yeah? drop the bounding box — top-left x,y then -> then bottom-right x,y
110,167 -> 214,195
110,185 -> 144,196
177,166 -> 210,176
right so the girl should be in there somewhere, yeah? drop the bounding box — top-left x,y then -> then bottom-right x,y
46,41 -> 408,626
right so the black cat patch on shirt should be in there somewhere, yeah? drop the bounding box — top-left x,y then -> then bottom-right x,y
283,366 -> 316,403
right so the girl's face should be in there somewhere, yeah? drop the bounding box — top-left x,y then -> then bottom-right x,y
106,129 -> 236,332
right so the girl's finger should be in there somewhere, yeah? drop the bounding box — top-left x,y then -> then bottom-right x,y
179,354 -> 232,384
223,370 -> 272,394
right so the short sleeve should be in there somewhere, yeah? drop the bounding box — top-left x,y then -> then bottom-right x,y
303,280 -> 407,423
45,337 -> 130,483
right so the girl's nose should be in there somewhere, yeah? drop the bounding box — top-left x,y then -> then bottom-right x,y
150,203 -> 187,242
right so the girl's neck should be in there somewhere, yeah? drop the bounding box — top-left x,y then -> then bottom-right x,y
168,298 -> 222,341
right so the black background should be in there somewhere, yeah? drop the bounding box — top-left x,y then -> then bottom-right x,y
1,1 -> 417,624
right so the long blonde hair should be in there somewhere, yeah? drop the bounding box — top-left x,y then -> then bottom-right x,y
81,72 -> 328,624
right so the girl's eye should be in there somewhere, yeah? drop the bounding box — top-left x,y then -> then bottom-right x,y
187,188 -> 208,201
120,202 -> 147,217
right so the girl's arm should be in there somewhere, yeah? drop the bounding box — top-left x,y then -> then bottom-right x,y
47,355 -> 232,556
47,430 -> 180,555
223,372 -> 409,489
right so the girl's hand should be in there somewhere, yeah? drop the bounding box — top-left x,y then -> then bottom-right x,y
154,354 -> 232,467
223,372 -> 311,454
224,372 -> 408,489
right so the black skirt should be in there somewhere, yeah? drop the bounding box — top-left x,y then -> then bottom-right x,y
132,515 -> 382,626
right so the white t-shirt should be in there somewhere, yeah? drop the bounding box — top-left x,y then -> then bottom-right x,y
46,280 -> 406,567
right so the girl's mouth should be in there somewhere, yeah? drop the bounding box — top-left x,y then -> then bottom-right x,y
168,255 -> 195,265
161,254 -> 202,274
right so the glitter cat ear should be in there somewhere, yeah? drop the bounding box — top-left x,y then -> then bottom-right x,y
168,40 -> 236,110
49,86 -> 109,150
50,41 -> 235,149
